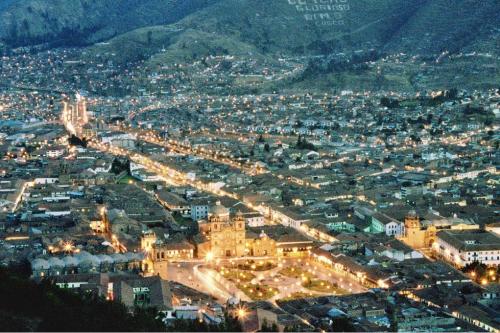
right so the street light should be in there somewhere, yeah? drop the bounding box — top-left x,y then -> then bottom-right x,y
63,241 -> 74,253
236,305 -> 248,320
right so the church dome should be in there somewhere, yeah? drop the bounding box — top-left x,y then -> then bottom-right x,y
209,201 -> 229,217
407,210 -> 418,217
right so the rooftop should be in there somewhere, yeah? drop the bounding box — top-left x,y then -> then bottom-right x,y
437,230 -> 500,252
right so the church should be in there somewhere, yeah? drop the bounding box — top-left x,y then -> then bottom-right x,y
197,202 -> 247,258
141,201 -> 314,278
195,202 -> 280,259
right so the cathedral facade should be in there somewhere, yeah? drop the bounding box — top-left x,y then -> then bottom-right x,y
198,202 -> 246,258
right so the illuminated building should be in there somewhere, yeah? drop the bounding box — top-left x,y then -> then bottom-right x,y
199,202 -> 246,258
61,92 -> 89,135
399,210 -> 480,250
196,202 -> 312,259
433,230 -> 500,267
141,231 -> 195,280
400,210 -> 431,249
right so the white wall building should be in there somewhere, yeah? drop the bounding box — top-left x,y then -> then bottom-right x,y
434,230 -> 500,267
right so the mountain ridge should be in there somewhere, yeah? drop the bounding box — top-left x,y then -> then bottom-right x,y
74,0 -> 499,66
1,0 -> 498,58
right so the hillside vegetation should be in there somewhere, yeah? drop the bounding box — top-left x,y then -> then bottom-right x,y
0,0 -> 220,47
0,264 -> 164,331
2,0 -> 498,57
79,0 -> 499,66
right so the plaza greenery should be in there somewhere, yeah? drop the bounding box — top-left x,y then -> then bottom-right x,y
279,266 -> 346,295
462,261 -> 499,285
301,278 -> 346,295
278,266 -> 314,280
235,260 -> 276,271
218,268 -> 277,300
218,268 -> 255,283
236,282 -> 278,301
280,292 -> 313,301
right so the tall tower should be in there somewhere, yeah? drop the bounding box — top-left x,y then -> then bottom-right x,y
75,93 -> 88,124
141,230 -> 157,252
141,231 -> 168,280
402,210 -> 425,249
404,210 -> 421,237
233,212 -> 246,257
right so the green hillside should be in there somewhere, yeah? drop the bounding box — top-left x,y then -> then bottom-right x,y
82,0 -> 499,65
0,0 -> 220,47
2,0 -> 498,55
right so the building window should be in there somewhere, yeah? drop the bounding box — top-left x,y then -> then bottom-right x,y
133,291 -> 151,306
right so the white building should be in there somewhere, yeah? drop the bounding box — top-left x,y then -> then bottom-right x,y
434,230 -> 500,267
271,206 -> 309,230
371,212 -> 404,237
46,149 -> 65,159
243,212 -> 265,227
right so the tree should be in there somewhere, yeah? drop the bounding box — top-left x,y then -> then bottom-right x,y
330,317 -> 356,332
147,30 -> 153,45
261,319 -> 279,332
0,266 -> 165,332
68,134 -> 87,147
446,88 -> 458,99
380,97 -> 400,108
296,135 -> 316,151
426,114 -> 433,124
111,158 -> 131,175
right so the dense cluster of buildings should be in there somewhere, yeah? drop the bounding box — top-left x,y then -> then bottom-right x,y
0,43 -> 498,332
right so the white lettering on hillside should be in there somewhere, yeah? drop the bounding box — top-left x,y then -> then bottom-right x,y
287,0 -> 351,26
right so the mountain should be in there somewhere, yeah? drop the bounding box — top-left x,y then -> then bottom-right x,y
0,0 -> 220,47
78,0 -> 499,66
1,0 -> 498,91
84,0 -> 422,64
384,0 -> 500,54
2,0 -> 498,56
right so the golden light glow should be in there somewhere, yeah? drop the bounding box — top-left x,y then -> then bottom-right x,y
63,241 -> 74,252
236,305 -> 248,320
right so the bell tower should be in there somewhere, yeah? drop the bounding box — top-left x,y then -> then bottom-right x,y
402,210 -> 425,249
404,210 -> 421,236
141,230 -> 157,252
233,212 -> 246,257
